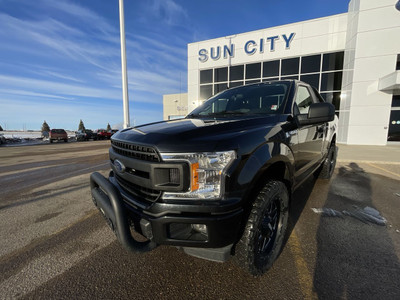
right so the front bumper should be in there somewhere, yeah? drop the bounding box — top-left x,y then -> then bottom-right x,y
90,171 -> 243,261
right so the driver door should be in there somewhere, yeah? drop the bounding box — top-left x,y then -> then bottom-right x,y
292,85 -> 324,184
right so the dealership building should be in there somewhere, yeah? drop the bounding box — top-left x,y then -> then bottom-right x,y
164,0 -> 400,145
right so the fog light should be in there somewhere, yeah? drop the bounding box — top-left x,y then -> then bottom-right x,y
191,224 -> 207,235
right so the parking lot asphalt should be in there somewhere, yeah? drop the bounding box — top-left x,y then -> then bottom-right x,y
0,141 -> 399,299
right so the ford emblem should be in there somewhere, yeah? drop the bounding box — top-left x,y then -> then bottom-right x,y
397,0 -> 400,11
114,159 -> 125,173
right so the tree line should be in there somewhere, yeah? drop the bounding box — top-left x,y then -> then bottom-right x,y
41,120 -> 112,133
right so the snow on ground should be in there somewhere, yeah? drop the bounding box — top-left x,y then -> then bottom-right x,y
1,131 -> 43,139
1,131 -> 76,139
0,131 -> 76,146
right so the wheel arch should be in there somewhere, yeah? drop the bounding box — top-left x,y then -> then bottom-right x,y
236,157 -> 293,239
248,159 -> 293,204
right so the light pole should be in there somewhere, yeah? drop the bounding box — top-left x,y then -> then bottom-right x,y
119,0 -> 130,128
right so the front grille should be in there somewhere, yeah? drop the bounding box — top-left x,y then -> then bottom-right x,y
116,174 -> 161,203
111,140 -> 160,162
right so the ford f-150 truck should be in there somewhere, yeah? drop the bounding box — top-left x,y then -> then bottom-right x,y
90,80 -> 337,275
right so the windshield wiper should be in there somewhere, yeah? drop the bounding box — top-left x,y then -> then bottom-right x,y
205,111 -> 247,116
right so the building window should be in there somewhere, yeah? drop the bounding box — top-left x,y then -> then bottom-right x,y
214,67 -> 228,82
246,63 -> 261,79
301,54 -> 321,74
300,74 -> 320,90
322,52 -> 344,71
392,95 -> 400,107
198,51 -> 344,104
200,85 -> 213,100
281,57 -> 299,76
263,60 -> 280,77
320,92 -> 341,110
388,111 -> 400,141
215,83 -> 228,94
245,79 -> 261,85
388,96 -> 400,141
262,77 -> 279,82
320,71 -> 343,91
230,65 -> 244,81
229,81 -> 244,88
396,54 -> 400,70
200,69 -> 213,84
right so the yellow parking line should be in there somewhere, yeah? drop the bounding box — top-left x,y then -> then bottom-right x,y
288,230 -> 318,300
366,163 -> 400,179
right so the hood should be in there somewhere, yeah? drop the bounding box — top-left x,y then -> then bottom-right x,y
112,115 -> 284,153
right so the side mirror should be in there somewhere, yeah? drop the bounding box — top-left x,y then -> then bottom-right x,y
296,102 -> 335,126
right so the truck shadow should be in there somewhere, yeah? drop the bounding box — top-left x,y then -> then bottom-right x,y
313,163 -> 400,299
283,174 -> 318,250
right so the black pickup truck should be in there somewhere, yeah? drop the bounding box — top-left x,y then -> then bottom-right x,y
90,80 -> 337,275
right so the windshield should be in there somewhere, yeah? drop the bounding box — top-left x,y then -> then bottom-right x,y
189,82 -> 290,117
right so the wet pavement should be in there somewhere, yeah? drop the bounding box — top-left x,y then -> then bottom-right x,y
0,142 -> 399,299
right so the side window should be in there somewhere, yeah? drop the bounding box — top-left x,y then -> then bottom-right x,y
295,86 -> 314,114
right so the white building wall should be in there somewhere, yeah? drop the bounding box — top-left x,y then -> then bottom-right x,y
339,0 -> 400,145
163,93 -> 188,120
188,13 -> 348,112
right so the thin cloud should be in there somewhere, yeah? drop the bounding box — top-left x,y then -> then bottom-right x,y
0,74 -> 121,100
150,0 -> 188,26
0,89 -> 74,100
41,0 -> 117,36
39,71 -> 84,83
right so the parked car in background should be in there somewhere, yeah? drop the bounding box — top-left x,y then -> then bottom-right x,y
75,130 -> 85,141
76,129 -> 97,141
0,134 -> 5,145
95,129 -> 112,140
49,129 -> 68,143
85,129 -> 97,140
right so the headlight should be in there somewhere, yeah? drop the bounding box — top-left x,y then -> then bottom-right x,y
160,151 -> 236,200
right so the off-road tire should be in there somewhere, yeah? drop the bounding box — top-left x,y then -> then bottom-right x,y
318,144 -> 337,179
236,180 -> 289,276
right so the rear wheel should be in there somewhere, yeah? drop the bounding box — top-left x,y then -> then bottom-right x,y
236,180 -> 289,276
318,144 -> 337,179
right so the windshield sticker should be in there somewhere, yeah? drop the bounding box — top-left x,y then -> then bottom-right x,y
271,105 -> 278,111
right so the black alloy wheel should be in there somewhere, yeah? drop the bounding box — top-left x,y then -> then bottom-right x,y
319,144 -> 337,179
236,180 -> 289,276
255,199 -> 280,264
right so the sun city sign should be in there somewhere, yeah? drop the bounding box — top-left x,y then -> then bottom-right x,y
198,33 -> 295,62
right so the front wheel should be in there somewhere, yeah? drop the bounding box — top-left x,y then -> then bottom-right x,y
236,180 -> 289,276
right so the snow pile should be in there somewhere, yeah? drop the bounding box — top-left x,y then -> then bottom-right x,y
312,206 -> 387,226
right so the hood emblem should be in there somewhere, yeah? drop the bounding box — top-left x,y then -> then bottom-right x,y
114,159 -> 126,173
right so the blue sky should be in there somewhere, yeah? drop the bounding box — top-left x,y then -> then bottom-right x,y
0,0 -> 349,131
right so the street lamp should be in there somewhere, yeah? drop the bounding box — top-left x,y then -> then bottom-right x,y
119,0 -> 130,128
